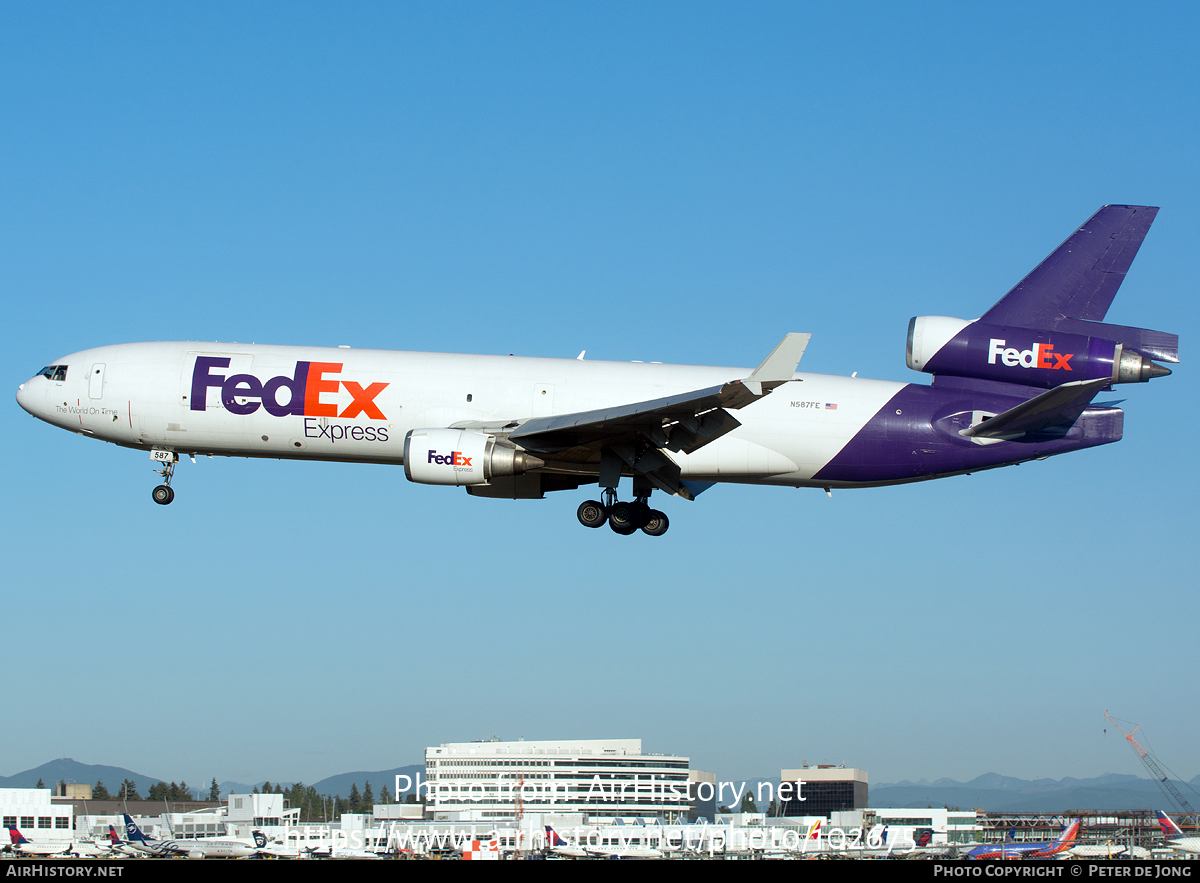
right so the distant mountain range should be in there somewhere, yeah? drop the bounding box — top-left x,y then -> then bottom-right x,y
870,772 -> 1200,813
218,766 -> 426,798
6,759 -> 1198,812
0,758 -> 425,801
308,766 -> 424,799
0,759 -> 177,799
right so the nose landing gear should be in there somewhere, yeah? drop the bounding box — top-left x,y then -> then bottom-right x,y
151,450 -> 178,505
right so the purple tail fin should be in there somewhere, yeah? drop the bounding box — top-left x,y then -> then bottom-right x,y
907,205 -> 1178,391
981,205 -> 1158,327
981,204 -> 1177,363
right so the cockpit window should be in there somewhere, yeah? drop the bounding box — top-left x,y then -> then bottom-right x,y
38,366 -> 68,381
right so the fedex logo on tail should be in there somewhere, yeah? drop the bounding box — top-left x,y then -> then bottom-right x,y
191,358 -> 389,419
988,339 -> 1074,370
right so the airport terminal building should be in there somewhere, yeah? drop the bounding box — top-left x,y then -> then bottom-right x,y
779,766 -> 868,817
423,739 -> 692,821
0,788 -> 73,845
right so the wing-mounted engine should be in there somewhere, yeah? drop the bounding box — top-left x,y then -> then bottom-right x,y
403,428 -> 544,486
907,315 -> 1174,388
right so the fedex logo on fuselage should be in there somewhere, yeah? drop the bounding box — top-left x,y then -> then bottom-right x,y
428,450 -> 473,467
190,357 -> 389,419
987,339 -> 1073,370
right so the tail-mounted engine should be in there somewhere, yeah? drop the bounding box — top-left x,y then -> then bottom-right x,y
403,428 -> 544,486
906,316 -> 1174,388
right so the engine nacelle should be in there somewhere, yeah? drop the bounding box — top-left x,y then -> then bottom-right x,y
906,316 -> 1171,388
403,429 -> 544,486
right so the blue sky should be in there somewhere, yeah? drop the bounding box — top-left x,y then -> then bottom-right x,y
2,3 -> 1197,789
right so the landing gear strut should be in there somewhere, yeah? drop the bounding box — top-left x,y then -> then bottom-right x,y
152,453 -> 178,505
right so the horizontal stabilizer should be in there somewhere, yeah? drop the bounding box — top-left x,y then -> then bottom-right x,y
981,205 -> 1158,328
960,378 -> 1112,440
1053,318 -> 1178,363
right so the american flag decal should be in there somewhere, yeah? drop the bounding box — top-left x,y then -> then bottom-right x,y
825,403 -> 837,410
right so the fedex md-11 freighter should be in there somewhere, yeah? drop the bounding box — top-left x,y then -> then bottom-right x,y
16,205 -> 1177,536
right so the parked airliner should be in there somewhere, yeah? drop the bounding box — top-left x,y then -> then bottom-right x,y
16,206 -> 1176,535
965,819 -> 1081,860
1156,811 -> 1200,854
6,827 -> 107,858
122,814 -> 266,858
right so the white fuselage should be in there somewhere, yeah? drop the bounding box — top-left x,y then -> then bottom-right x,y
128,835 -> 259,858
9,839 -> 104,857
16,341 -> 903,488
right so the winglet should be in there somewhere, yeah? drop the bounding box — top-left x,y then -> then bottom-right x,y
746,332 -> 810,391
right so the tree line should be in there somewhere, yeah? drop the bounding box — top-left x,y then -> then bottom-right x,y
83,777 -> 418,822
253,780 -> 420,822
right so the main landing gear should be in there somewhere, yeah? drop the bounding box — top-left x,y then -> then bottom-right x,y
576,488 -> 670,537
151,453 -> 178,505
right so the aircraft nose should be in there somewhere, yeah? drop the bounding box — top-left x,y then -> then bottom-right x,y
15,379 -> 46,420
15,382 -> 32,415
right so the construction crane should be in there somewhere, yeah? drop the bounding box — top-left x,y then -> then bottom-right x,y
1105,710 -> 1197,819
